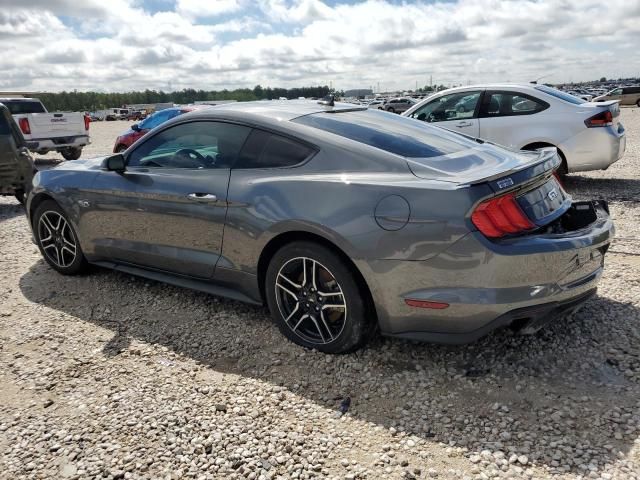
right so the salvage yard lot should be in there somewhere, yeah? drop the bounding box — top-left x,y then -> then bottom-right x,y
1,110 -> 639,479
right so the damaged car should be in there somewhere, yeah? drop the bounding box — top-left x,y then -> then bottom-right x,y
25,101 -> 614,353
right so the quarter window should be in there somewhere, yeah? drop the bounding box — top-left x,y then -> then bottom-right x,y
407,91 -> 481,123
236,130 -> 314,169
127,121 -> 251,169
480,92 -> 549,117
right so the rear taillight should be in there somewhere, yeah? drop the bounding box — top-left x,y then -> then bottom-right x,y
84,115 -> 90,131
471,192 -> 535,238
584,110 -> 613,128
18,118 -> 31,135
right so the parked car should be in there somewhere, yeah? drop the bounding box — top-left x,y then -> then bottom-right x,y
368,99 -> 386,109
0,103 -> 34,203
27,102 -> 613,353
381,97 -> 416,113
593,86 -> 640,106
402,84 -> 626,174
113,107 -> 197,153
567,90 -> 593,102
126,110 -> 145,121
0,97 -> 90,160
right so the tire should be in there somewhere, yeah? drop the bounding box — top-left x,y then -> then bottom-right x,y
265,241 -> 371,354
61,147 -> 82,161
387,107 -> 396,113
14,190 -> 25,204
33,200 -> 88,275
114,144 -> 127,153
636,99 -> 640,107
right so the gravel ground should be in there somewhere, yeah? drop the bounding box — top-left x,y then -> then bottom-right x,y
1,110 -> 639,480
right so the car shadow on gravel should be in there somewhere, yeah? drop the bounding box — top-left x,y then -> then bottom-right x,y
0,201 -> 26,223
19,260 -> 640,476
564,175 -> 640,202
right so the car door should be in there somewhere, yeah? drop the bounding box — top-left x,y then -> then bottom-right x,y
477,90 -> 550,148
0,104 -> 32,195
405,91 -> 482,137
85,120 -> 251,278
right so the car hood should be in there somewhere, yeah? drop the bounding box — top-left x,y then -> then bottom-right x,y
52,156 -> 106,171
406,142 -> 559,186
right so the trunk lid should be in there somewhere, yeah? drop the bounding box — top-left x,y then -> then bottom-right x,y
406,142 -> 560,187
408,144 -> 568,229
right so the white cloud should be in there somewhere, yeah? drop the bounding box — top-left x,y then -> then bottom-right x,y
1,0 -> 639,92
176,0 -> 242,19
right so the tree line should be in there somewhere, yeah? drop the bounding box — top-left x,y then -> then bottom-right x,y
37,85 -> 337,112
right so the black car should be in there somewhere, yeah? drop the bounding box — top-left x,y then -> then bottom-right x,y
0,103 -> 34,203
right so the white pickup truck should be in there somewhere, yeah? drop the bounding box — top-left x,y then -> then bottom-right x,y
0,97 -> 90,160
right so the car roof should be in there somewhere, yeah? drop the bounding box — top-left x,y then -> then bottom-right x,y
185,100 -> 366,122
430,83 -> 544,95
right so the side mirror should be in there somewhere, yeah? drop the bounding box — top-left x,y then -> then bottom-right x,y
102,153 -> 126,172
131,123 -> 140,131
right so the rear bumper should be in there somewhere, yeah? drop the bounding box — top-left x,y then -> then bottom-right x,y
361,201 -> 613,343
27,135 -> 90,152
561,124 -> 626,172
387,287 -> 597,344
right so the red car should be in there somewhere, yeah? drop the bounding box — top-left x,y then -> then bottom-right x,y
113,107 -> 194,152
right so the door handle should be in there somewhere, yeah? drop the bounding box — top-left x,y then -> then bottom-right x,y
455,121 -> 473,128
187,193 -> 218,202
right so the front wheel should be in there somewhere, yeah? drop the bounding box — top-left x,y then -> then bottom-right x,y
636,99 -> 640,107
265,242 -> 371,354
387,107 -> 396,113
14,190 -> 25,204
33,200 -> 87,275
61,147 -> 82,161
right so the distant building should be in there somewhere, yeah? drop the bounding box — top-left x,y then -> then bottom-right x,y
344,89 -> 373,98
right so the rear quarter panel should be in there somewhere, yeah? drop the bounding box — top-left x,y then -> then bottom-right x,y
222,144 -> 478,275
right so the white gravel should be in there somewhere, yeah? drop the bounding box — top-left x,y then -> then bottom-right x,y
1,109 -> 639,480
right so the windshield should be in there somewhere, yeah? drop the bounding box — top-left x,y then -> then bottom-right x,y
535,85 -> 586,105
3,100 -> 46,114
292,109 -> 474,158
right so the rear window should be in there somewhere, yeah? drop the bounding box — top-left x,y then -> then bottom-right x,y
3,100 -> 46,114
534,85 -> 586,105
292,109 -> 472,158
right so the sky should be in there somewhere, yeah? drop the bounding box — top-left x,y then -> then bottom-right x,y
1,0 -> 639,93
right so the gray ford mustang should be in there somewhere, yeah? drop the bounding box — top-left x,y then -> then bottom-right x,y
26,101 -> 614,353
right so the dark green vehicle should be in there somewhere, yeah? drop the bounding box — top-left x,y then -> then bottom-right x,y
0,103 -> 34,203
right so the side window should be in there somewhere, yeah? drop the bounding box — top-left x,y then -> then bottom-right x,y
127,121 -> 251,169
236,130 -> 314,169
408,91 -> 481,123
480,92 -> 549,117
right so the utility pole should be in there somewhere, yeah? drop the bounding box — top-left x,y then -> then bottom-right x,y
430,75 -> 432,88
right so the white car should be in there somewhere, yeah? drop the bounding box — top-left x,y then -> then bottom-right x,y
1,97 -> 90,160
402,84 -> 626,174
567,90 -> 594,102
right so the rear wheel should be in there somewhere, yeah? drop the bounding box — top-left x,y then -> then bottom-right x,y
33,200 -> 87,275
265,241 -> 371,354
636,99 -> 640,107
61,147 -> 82,161
14,190 -> 25,204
